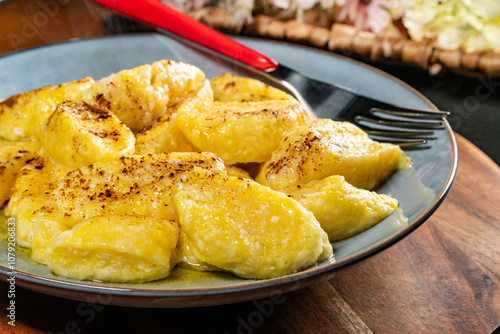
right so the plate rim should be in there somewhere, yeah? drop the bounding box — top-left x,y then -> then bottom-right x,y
0,33 -> 458,307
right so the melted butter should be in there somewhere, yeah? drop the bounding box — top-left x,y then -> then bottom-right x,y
141,267 -> 248,288
15,243 -> 32,258
0,209 -> 32,258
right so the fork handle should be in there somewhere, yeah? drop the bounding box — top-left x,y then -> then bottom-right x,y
91,0 -> 279,72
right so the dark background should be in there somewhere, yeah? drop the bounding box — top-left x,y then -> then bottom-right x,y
378,63 -> 499,165
107,16 -> 499,166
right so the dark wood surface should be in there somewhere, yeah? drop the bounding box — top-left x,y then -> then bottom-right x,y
1,1 -> 499,333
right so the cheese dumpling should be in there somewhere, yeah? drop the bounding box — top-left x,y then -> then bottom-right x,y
80,60 -> 205,133
44,215 -> 179,283
176,100 -> 311,164
49,152 -> 226,226
175,228 -> 220,272
174,168 -> 333,279
31,212 -> 70,264
40,100 -> 135,169
256,119 -> 411,191
135,79 -> 213,155
288,175 -> 400,241
225,165 -> 252,179
0,78 -> 93,141
5,153 -> 71,248
210,73 -> 297,103
0,140 -> 41,206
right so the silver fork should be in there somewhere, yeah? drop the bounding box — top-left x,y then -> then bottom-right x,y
354,108 -> 448,147
91,0 -> 449,148
268,65 -> 449,147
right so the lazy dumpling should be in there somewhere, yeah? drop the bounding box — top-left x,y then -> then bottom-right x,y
79,60 -> 205,133
176,100 -> 311,164
256,119 -> 411,191
135,79 -> 213,155
210,73 -> 297,103
174,168 -> 333,279
5,152 -> 71,248
40,100 -> 135,169
287,175 -> 400,241
48,152 -> 226,227
44,215 -> 179,283
0,78 -> 93,141
0,140 -> 41,207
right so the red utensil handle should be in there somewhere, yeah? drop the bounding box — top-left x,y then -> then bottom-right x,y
91,0 -> 279,72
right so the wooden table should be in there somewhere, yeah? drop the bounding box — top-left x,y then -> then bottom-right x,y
1,1 -> 499,333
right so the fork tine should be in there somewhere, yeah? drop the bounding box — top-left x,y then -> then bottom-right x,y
366,135 -> 428,147
370,107 -> 450,118
363,130 -> 436,137
354,105 -> 448,148
355,116 -> 443,130
362,128 -> 435,147
370,109 -> 447,123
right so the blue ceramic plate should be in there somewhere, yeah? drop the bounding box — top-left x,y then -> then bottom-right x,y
0,34 -> 457,307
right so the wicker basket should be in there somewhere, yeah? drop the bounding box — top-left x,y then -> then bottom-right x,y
187,7 -> 500,78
